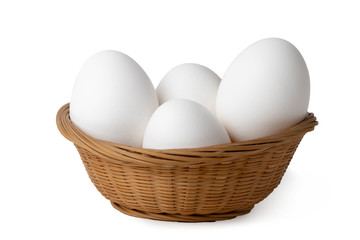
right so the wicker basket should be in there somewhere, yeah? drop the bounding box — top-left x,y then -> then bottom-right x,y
56,103 -> 317,222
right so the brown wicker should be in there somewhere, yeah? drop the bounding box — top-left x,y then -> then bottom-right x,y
56,103 -> 317,222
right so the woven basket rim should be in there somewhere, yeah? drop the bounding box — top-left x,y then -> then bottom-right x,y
56,103 -> 317,166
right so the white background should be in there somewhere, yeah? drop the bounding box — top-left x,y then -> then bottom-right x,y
1,0 -> 359,239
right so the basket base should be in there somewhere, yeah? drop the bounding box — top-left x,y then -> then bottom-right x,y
111,201 -> 253,222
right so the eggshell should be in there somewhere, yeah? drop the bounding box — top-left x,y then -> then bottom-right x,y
216,38 -> 310,141
70,50 -> 159,147
143,99 -> 230,149
156,63 -> 221,114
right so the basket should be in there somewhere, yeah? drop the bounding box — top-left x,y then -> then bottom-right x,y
56,103 -> 317,222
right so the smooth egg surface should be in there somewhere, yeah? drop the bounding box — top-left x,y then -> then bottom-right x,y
70,50 -> 159,147
216,38 -> 310,141
143,99 -> 230,149
156,63 -> 221,114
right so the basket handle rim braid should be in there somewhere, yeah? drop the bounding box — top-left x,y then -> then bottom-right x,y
56,103 -> 318,167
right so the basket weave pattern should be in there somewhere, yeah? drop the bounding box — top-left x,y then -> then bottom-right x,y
57,103 -> 317,222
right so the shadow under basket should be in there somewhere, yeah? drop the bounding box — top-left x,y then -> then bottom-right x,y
56,103 -> 317,222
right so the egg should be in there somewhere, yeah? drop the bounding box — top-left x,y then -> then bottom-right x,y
70,50 -> 159,147
216,38 -> 310,141
143,99 -> 230,149
156,63 -> 221,114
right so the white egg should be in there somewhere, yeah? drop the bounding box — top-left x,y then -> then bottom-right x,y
216,38 -> 310,141
143,99 -> 230,149
156,63 -> 221,114
70,50 -> 159,147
